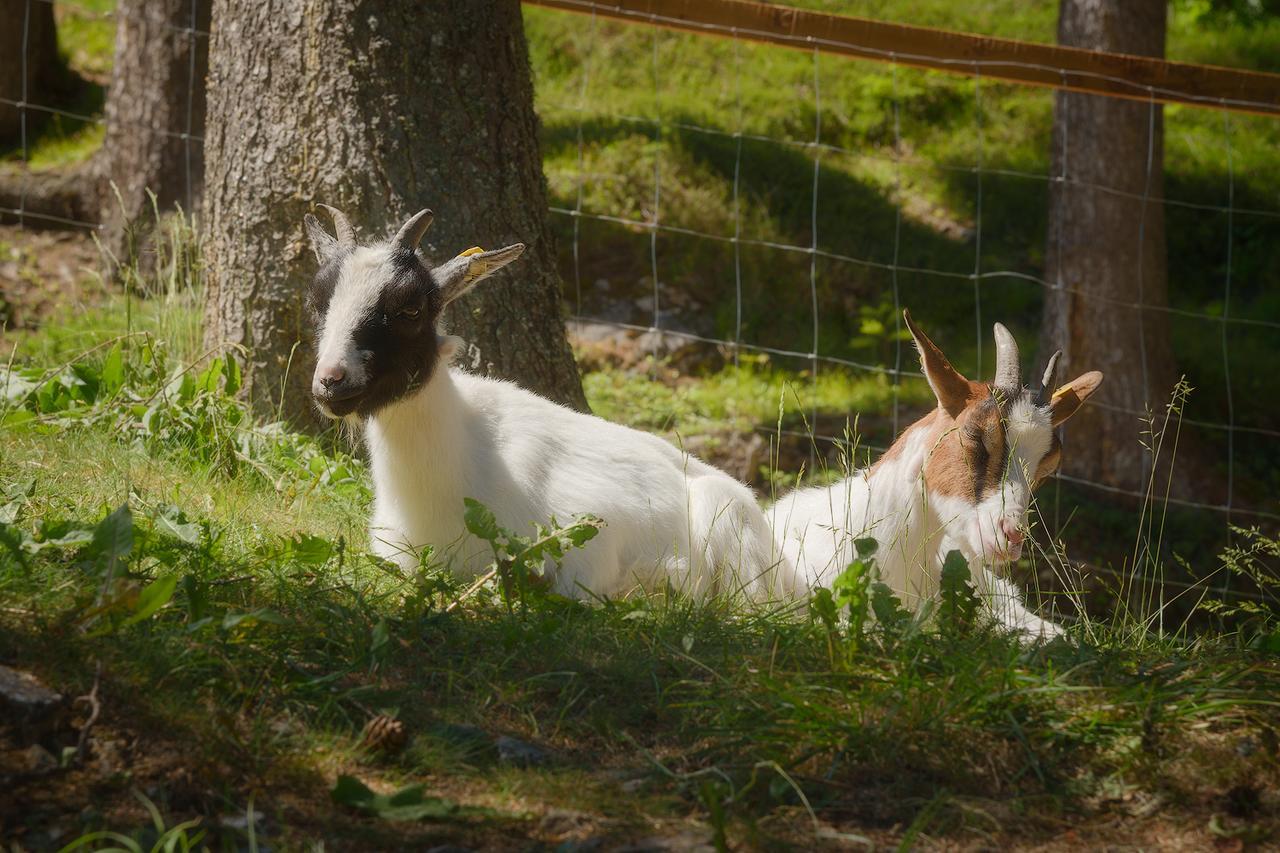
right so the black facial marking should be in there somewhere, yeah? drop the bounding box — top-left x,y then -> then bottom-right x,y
306,251 -> 348,320
309,246 -> 447,418
964,396 -> 1008,502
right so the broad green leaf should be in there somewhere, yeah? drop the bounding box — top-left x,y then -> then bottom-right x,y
939,549 -> 980,630
330,775 -> 461,822
463,498 -> 503,544
279,533 -> 333,566
100,343 -> 125,396
1250,630 -> 1280,655
43,528 -> 95,549
121,575 -> 179,626
330,774 -> 377,807
223,354 -> 242,396
0,522 -> 31,570
156,514 -> 202,544
870,582 -> 910,633
564,517 -> 603,547
197,358 -> 223,394
810,587 -> 837,630
370,618 -> 390,655
90,504 -> 134,562
221,608 -> 286,631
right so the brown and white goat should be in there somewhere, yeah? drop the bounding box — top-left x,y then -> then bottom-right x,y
769,310 -> 1103,638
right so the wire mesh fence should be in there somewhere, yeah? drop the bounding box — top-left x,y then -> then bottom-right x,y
525,0 -> 1280,530
3,0 -> 1279,539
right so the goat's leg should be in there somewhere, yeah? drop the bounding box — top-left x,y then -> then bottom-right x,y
980,569 -> 1065,640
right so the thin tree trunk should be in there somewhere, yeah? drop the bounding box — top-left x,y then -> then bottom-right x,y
98,0 -> 210,254
202,0 -> 585,420
1043,0 -> 1182,497
0,0 -> 61,144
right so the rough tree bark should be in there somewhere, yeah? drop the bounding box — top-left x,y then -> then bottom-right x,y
202,0 -> 586,419
0,0 -> 61,144
1043,0 -> 1181,496
98,0 -> 210,244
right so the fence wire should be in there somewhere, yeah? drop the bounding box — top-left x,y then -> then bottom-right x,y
537,1 -> 1280,525
3,0 -> 1278,535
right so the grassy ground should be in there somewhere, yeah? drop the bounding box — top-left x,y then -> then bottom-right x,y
523,0 -> 1280,507
5,1 -> 1280,504
2,7 -> 1280,847
2,230 -> 1280,849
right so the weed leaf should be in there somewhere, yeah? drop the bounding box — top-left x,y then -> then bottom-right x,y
91,504 -> 134,562
121,575 -> 179,627
939,549 -> 980,631
100,343 -> 125,396
331,775 -> 461,821
463,498 -> 502,544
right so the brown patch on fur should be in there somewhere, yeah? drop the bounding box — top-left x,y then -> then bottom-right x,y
871,382 -> 1008,504
924,391 -> 1007,502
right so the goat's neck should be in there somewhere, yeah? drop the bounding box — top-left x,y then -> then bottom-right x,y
363,366 -> 471,512
859,408 -> 953,570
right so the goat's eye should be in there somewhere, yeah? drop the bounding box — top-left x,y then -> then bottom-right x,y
398,307 -> 420,320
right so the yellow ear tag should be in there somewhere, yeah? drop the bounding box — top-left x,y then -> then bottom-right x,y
1051,382 -> 1074,401
459,246 -> 487,283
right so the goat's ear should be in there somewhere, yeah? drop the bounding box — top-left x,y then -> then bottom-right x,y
1049,370 -> 1104,426
433,243 -> 526,305
903,308 -> 972,418
304,214 -> 343,265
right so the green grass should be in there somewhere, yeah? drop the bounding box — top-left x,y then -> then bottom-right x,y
3,241 -> 1280,847
524,1 -> 1280,503
0,2 -> 111,169
55,0 -> 117,79
12,0 -> 1280,492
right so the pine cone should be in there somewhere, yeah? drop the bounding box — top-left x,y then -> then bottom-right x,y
360,714 -> 407,754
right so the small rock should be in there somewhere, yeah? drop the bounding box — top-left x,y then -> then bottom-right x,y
620,777 -> 648,794
21,743 -> 58,774
0,665 -> 66,736
616,834 -> 714,853
425,846 -> 472,853
540,808 -> 591,837
216,807 -> 264,831
430,723 -> 492,752
495,735 -> 551,768
92,737 -> 127,776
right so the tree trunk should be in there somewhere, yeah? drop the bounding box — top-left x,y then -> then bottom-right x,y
1043,0 -> 1181,496
0,0 -> 61,144
202,0 -> 586,420
98,0 -> 210,252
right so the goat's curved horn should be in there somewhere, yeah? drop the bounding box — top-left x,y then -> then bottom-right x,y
317,204 -> 356,249
1037,349 -> 1062,406
992,322 -> 1021,389
394,209 -> 434,250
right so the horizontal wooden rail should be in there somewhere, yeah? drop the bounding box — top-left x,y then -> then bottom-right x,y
524,0 -> 1280,117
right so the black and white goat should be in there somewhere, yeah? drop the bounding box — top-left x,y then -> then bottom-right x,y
769,311 -> 1103,638
304,205 -> 793,599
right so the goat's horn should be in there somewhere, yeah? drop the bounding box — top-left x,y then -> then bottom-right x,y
992,322 -> 1021,389
317,204 -> 356,248
394,209 -> 434,250
1038,349 -> 1062,406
